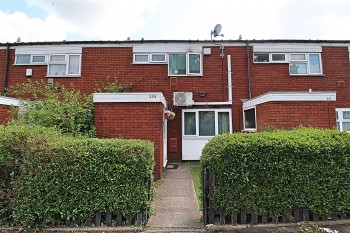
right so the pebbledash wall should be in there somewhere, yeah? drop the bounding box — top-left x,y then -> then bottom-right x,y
1,40 -> 350,179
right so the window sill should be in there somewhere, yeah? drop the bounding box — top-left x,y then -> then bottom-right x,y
168,74 -> 203,77
14,63 -> 47,66
290,74 -> 325,77
241,129 -> 257,133
46,75 -> 81,78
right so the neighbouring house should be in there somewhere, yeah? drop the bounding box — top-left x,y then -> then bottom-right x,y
0,39 -> 349,179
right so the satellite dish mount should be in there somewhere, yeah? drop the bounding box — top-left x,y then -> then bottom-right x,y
211,24 -> 224,42
211,24 -> 225,58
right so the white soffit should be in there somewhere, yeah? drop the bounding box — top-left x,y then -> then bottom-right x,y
15,45 -> 82,55
133,44 -> 202,53
243,91 -> 336,110
253,43 -> 322,53
93,92 -> 167,108
0,96 -> 20,106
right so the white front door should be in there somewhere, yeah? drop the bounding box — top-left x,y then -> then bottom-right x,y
163,118 -> 168,167
182,109 -> 232,160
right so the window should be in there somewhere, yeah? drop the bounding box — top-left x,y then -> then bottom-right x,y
289,53 -> 322,75
133,53 -> 167,63
254,53 -> 287,63
15,55 -> 46,65
151,54 -> 166,62
48,54 -> 81,76
169,53 -> 202,76
243,108 -> 256,131
336,108 -> 350,132
134,54 -> 149,63
183,109 -> 231,137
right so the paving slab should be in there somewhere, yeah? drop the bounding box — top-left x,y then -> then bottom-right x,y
148,162 -> 203,230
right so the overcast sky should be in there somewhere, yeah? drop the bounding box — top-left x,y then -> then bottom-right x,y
1,0 -> 350,43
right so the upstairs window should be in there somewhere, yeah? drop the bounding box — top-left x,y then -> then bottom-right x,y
15,55 -> 46,65
48,54 -> 81,77
289,53 -> 322,75
254,53 -> 287,63
169,53 -> 202,76
133,53 -> 167,64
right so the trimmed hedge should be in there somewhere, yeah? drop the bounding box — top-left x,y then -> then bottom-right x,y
201,128 -> 350,218
0,124 -> 154,228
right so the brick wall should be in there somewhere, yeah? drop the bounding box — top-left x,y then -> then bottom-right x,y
94,102 -> 165,180
256,101 -> 336,130
0,104 -> 12,125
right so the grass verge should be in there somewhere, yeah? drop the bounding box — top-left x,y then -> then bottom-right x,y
189,164 -> 203,210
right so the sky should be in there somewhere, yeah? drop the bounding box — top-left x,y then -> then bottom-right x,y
1,0 -> 350,43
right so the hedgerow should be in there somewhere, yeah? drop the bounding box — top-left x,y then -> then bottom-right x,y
0,124 -> 154,228
201,128 -> 350,217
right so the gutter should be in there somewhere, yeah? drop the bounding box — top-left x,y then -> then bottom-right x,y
246,40 -> 252,99
2,43 -> 9,94
194,55 -> 233,106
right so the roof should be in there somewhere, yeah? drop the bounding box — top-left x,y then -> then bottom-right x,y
1,39 -> 350,47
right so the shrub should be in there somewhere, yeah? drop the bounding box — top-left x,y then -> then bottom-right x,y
201,128 -> 350,217
0,124 -> 154,228
7,80 -> 95,137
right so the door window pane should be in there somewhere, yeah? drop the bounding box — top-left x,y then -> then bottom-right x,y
189,54 -> 201,74
309,54 -> 321,74
218,112 -> 230,134
184,112 -> 196,135
199,111 -> 215,136
169,54 -> 186,75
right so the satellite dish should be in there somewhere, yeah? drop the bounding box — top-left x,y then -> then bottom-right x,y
212,24 -> 222,37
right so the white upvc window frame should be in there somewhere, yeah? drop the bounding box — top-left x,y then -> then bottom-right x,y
150,53 -> 167,63
182,109 -> 232,139
47,54 -> 81,77
15,54 -> 47,65
133,54 -> 149,63
289,53 -> 323,76
253,53 -> 288,63
243,107 -> 257,132
336,108 -> 350,132
168,52 -> 202,76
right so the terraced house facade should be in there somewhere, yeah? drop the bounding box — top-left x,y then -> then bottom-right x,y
1,39 -> 349,179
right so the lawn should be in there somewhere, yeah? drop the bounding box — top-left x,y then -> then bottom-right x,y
189,164 -> 202,210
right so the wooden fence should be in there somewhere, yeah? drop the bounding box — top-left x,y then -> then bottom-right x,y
202,167 -> 350,225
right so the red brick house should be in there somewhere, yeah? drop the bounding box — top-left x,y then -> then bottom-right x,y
0,40 -> 349,179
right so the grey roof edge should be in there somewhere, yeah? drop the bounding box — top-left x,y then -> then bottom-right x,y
1,39 -> 350,47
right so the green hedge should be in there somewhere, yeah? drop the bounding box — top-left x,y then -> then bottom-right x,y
0,124 -> 154,228
201,128 -> 350,217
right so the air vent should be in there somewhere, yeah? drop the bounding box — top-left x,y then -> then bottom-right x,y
173,92 -> 194,106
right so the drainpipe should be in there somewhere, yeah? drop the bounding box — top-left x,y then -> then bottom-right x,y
246,40 -> 252,99
3,43 -> 10,94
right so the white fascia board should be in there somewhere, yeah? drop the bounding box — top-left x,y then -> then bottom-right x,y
243,91 -> 336,110
252,43 -> 322,53
15,45 -> 82,55
0,97 -> 20,106
93,92 -> 167,108
133,44 -> 202,53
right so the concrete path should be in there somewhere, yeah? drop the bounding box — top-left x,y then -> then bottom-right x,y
147,162 -> 204,232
